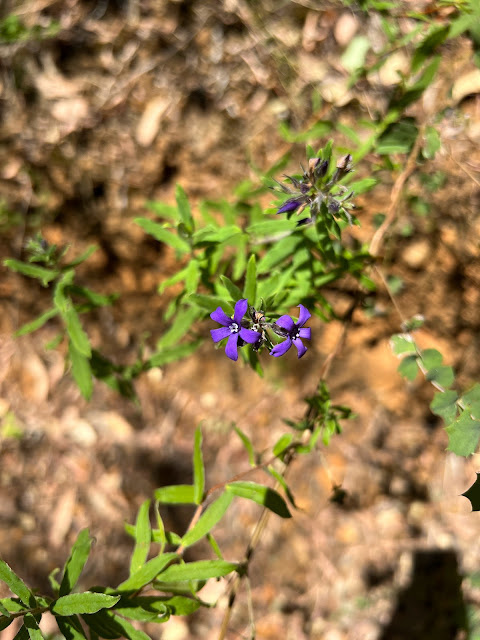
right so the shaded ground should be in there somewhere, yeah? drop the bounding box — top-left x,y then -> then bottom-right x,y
2,1 -> 480,638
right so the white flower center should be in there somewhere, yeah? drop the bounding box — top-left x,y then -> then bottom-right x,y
230,322 -> 239,334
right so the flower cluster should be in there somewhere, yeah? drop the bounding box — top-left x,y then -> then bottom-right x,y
272,153 -> 355,226
210,299 -> 311,362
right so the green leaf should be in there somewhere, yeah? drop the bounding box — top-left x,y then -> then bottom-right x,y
266,466 -> 297,508
105,613 -> 152,640
146,341 -> 202,368
15,308 -> 59,337
24,613 -> 44,640
181,492 -> 233,548
63,302 -> 91,357
420,348 -> 443,369
193,427 -> 205,505
51,593 -> 121,616
188,294 -> 232,314
129,501 -> 151,577
246,219 -> 297,237
423,125 -> 441,159
63,245 -> 97,269
226,481 -> 292,518
425,365 -> 454,389
243,254 -> 257,305
117,553 -> 178,592
430,390 -> 458,425
0,601 -> 11,617
461,383 -> 480,419
56,615 -> 88,640
60,529 -> 92,596
69,341 -> 93,401
0,598 -> 30,613
397,354 -> 419,381
152,502 -> 166,553
156,307 -> 200,349
12,624 -> 29,640
411,24 -> 449,73
162,595 -> 202,616
345,178 -> 378,194
272,433 -> 293,458
446,411 -> 480,457
219,276 -> 243,303
158,560 -> 238,583
4,259 -> 59,286
145,200 -> 179,221
256,234 -> 303,274
0,560 -> 35,607
390,334 -> 416,355
82,610 -> 123,639
175,184 -> 194,234
112,597 -> 169,623
154,485 -> 195,504
134,218 -> 190,254
462,473 -> 480,511
377,120 -> 419,155
233,426 -> 256,466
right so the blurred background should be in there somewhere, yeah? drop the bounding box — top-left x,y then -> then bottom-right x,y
1,0 -> 480,638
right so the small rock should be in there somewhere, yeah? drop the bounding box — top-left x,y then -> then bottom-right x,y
334,13 -> 359,48
403,239 -> 430,269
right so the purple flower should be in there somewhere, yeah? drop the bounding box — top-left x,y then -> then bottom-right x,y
210,299 -> 261,361
270,304 -> 311,359
276,197 -> 304,214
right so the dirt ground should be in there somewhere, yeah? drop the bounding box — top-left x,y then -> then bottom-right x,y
2,1 -> 480,639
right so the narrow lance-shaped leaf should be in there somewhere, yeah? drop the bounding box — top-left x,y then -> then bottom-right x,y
51,593 -> 121,616
60,528 -> 92,596
23,613 -> 44,640
117,553 -> 179,592
233,426 -> 256,467
154,485 -> 195,505
69,341 -> 93,401
15,308 -> 59,337
158,560 -> 238,583
56,615 -> 88,640
243,254 -> 257,305
193,427 -> 205,505
0,560 -> 36,607
175,184 -> 195,234
104,612 -> 152,640
129,500 -> 151,577
181,492 -> 233,548
226,481 -> 292,518
153,501 -> 166,554
4,259 -> 59,287
134,218 -> 190,254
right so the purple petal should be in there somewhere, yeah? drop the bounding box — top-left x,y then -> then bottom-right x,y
211,306 -> 231,326
211,327 -> 231,343
293,338 -> 307,359
275,315 -> 295,333
270,338 -> 292,358
299,327 -> 311,341
233,299 -> 248,324
225,333 -> 239,361
296,304 -> 311,327
276,198 -> 302,214
239,327 -> 261,344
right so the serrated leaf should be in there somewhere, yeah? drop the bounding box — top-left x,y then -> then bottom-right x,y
425,365 -> 455,389
175,184 -> 194,234
117,553 -> 178,592
68,341 -> 93,401
154,485 -> 195,504
243,254 -> 257,305
56,615 -> 88,640
51,593 -> 121,616
397,354 -> 419,381
193,427 -> 205,505
158,560 -> 238,582
134,218 -> 190,254
430,391 -> 458,425
462,473 -> 480,512
233,426 -> 256,466
4,259 -> 59,286
60,529 -> 92,596
446,411 -> 480,457
226,481 -> 292,518
129,501 -> 151,577
181,492 -> 233,548
0,561 -> 35,607
461,383 -> 480,419
390,334 -> 416,355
